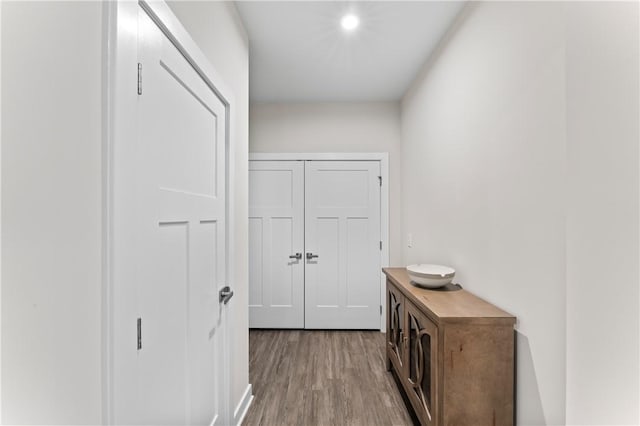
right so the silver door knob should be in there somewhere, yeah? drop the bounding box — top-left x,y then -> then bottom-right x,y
289,253 -> 302,260
306,253 -> 319,260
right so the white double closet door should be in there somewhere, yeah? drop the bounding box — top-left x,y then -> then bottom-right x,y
249,160 -> 381,329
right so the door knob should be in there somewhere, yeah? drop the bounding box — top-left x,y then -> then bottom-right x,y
289,253 -> 302,260
306,252 -> 319,260
219,286 -> 234,305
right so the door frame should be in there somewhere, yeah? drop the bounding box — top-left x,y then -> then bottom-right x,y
104,1 -> 236,424
249,153 -> 389,331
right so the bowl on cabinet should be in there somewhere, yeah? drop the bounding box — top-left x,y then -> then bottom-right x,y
406,264 -> 455,288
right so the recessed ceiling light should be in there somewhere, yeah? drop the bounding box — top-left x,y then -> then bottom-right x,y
341,14 -> 359,31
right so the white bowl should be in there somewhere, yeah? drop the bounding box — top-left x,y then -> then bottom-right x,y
406,264 -> 455,288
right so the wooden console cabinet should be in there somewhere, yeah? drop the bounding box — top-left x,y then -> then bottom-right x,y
383,268 -> 516,426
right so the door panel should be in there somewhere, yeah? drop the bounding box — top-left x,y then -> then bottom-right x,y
271,217 -> 296,306
125,7 -> 226,425
316,217 -> 340,306
305,161 -> 381,329
137,222 -> 189,424
346,218 -> 372,306
249,161 -> 304,328
188,220 -> 220,426
248,218 -> 264,307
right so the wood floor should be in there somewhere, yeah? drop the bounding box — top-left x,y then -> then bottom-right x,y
242,330 -> 415,426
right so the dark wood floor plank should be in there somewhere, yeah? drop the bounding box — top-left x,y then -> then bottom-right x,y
243,330 -> 413,426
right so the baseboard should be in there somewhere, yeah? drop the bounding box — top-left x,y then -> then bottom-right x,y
233,384 -> 253,426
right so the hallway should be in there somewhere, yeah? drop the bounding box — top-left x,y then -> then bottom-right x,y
243,330 -> 414,425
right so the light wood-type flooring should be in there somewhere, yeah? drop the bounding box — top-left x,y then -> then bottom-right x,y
242,330 -> 415,426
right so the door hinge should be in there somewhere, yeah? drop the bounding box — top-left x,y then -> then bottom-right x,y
378,176 -> 382,186
380,241 -> 382,250
137,63 -> 142,95
380,305 -> 383,315
137,317 -> 142,350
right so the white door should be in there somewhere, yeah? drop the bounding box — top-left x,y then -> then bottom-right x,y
304,161 -> 381,329
114,7 -> 227,425
248,161 -> 304,328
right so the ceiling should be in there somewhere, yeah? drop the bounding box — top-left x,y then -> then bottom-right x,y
235,1 -> 466,103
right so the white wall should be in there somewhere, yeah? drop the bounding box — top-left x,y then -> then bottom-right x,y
1,2 -> 103,424
402,1 -> 639,425
403,2 -> 567,424
565,2 -> 639,424
1,1 -> 250,424
250,102 -> 403,266
167,2 -> 251,420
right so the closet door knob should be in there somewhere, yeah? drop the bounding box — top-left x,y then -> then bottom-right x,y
289,253 -> 302,260
219,286 -> 234,305
306,253 -> 319,260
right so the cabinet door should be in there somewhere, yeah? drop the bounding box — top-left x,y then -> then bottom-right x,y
406,301 -> 439,426
386,282 -> 405,372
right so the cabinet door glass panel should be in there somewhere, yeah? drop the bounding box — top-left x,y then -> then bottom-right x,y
407,305 -> 437,424
388,288 -> 404,366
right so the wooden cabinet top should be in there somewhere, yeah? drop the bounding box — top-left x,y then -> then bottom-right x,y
383,267 -> 516,326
